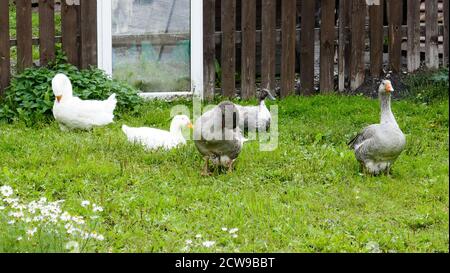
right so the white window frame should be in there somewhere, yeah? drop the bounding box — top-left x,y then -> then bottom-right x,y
96,0 -> 204,100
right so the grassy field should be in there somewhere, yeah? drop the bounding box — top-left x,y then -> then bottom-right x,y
0,94 -> 448,253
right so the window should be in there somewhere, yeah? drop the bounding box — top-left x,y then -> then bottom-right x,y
96,0 -> 203,99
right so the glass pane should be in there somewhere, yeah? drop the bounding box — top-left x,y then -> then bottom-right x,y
111,0 -> 191,92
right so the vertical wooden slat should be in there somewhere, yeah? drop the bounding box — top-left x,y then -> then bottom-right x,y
80,0 -> 97,69
300,0 -> 315,95
407,0 -> 420,72
444,0 -> 449,67
62,0 -> 80,66
16,0 -> 32,72
280,0 -> 296,97
0,0 -> 10,94
425,0 -> 439,69
241,0 -> 256,99
338,0 -> 351,91
203,0 -> 216,101
369,0 -> 383,78
320,0 -> 336,92
387,0 -> 402,73
39,0 -> 55,66
261,0 -> 276,92
221,0 -> 236,98
350,0 -> 366,90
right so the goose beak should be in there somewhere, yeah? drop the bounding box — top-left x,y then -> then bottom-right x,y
267,92 -> 276,101
187,122 -> 194,129
56,95 -> 62,103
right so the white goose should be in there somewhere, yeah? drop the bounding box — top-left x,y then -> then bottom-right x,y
348,80 -> 406,175
122,115 -> 193,150
52,73 -> 117,131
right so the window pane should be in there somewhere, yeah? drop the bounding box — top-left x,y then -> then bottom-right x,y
111,0 -> 191,92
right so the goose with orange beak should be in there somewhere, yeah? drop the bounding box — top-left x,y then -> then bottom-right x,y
348,80 -> 406,175
52,73 -> 117,131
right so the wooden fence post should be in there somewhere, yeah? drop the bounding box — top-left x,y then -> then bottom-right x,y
261,0 -> 276,94
0,0 -> 10,95
62,0 -> 80,67
221,0 -> 236,98
369,0 -> 383,78
39,0 -> 55,66
320,0 -> 336,92
407,0 -> 420,72
241,0 -> 256,99
387,0 -> 402,73
338,0 -> 351,91
16,0 -> 32,72
203,0 -> 216,101
350,0 -> 366,90
80,0 -> 97,69
425,0 -> 439,69
444,0 -> 449,67
281,0 -> 296,97
300,0 -> 315,95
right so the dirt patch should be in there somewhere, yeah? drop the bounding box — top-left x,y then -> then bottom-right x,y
349,73 -> 410,100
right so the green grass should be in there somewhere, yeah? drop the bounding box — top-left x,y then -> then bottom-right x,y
0,94 -> 448,253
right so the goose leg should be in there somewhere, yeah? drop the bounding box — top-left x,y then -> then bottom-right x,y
227,160 -> 235,173
201,157 -> 211,176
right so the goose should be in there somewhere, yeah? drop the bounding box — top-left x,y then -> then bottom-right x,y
348,80 -> 406,175
122,115 -> 193,150
194,101 -> 245,175
52,73 -> 117,131
236,89 -> 276,133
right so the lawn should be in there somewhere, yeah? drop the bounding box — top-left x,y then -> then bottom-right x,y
0,93 -> 448,253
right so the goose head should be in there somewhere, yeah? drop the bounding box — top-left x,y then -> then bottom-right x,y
52,73 -> 73,103
170,115 -> 193,133
259,89 -> 276,102
378,80 -> 394,96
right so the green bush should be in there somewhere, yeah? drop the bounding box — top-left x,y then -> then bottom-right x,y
0,53 -> 142,125
406,68 -> 449,104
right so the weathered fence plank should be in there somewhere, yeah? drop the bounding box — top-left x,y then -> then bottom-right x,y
221,0 -> 236,98
203,0 -> 216,101
16,0 -> 33,72
425,0 -> 439,69
350,0 -> 366,90
300,0 -> 315,95
407,0 -> 421,72
39,0 -> 55,66
80,0 -> 97,69
241,0 -> 256,99
387,0 -> 402,73
61,0 -> 80,66
261,0 -> 276,93
320,0 -> 336,92
444,0 -> 449,66
338,0 -> 351,91
281,0 -> 296,97
369,0 -> 383,78
0,0 -> 10,94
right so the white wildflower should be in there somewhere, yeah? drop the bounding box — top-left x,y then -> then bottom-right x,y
8,220 -> 15,225
26,227 -> 37,237
185,240 -> 193,245
0,185 -> 13,197
232,234 -> 238,238
65,241 -> 80,253
195,234 -> 202,238
202,241 -> 215,248
60,211 -> 71,221
17,236 -> 23,241
3,198 -> 19,205
92,204 -> 103,212
221,227 -> 228,232
81,200 -> 90,207
229,228 -> 239,234
0,206 -> 5,210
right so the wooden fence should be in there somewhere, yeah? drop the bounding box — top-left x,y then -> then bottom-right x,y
204,0 -> 449,100
0,0 -> 97,95
0,0 -> 449,99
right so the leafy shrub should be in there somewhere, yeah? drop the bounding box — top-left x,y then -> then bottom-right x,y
0,52 -> 142,125
406,68 -> 449,104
